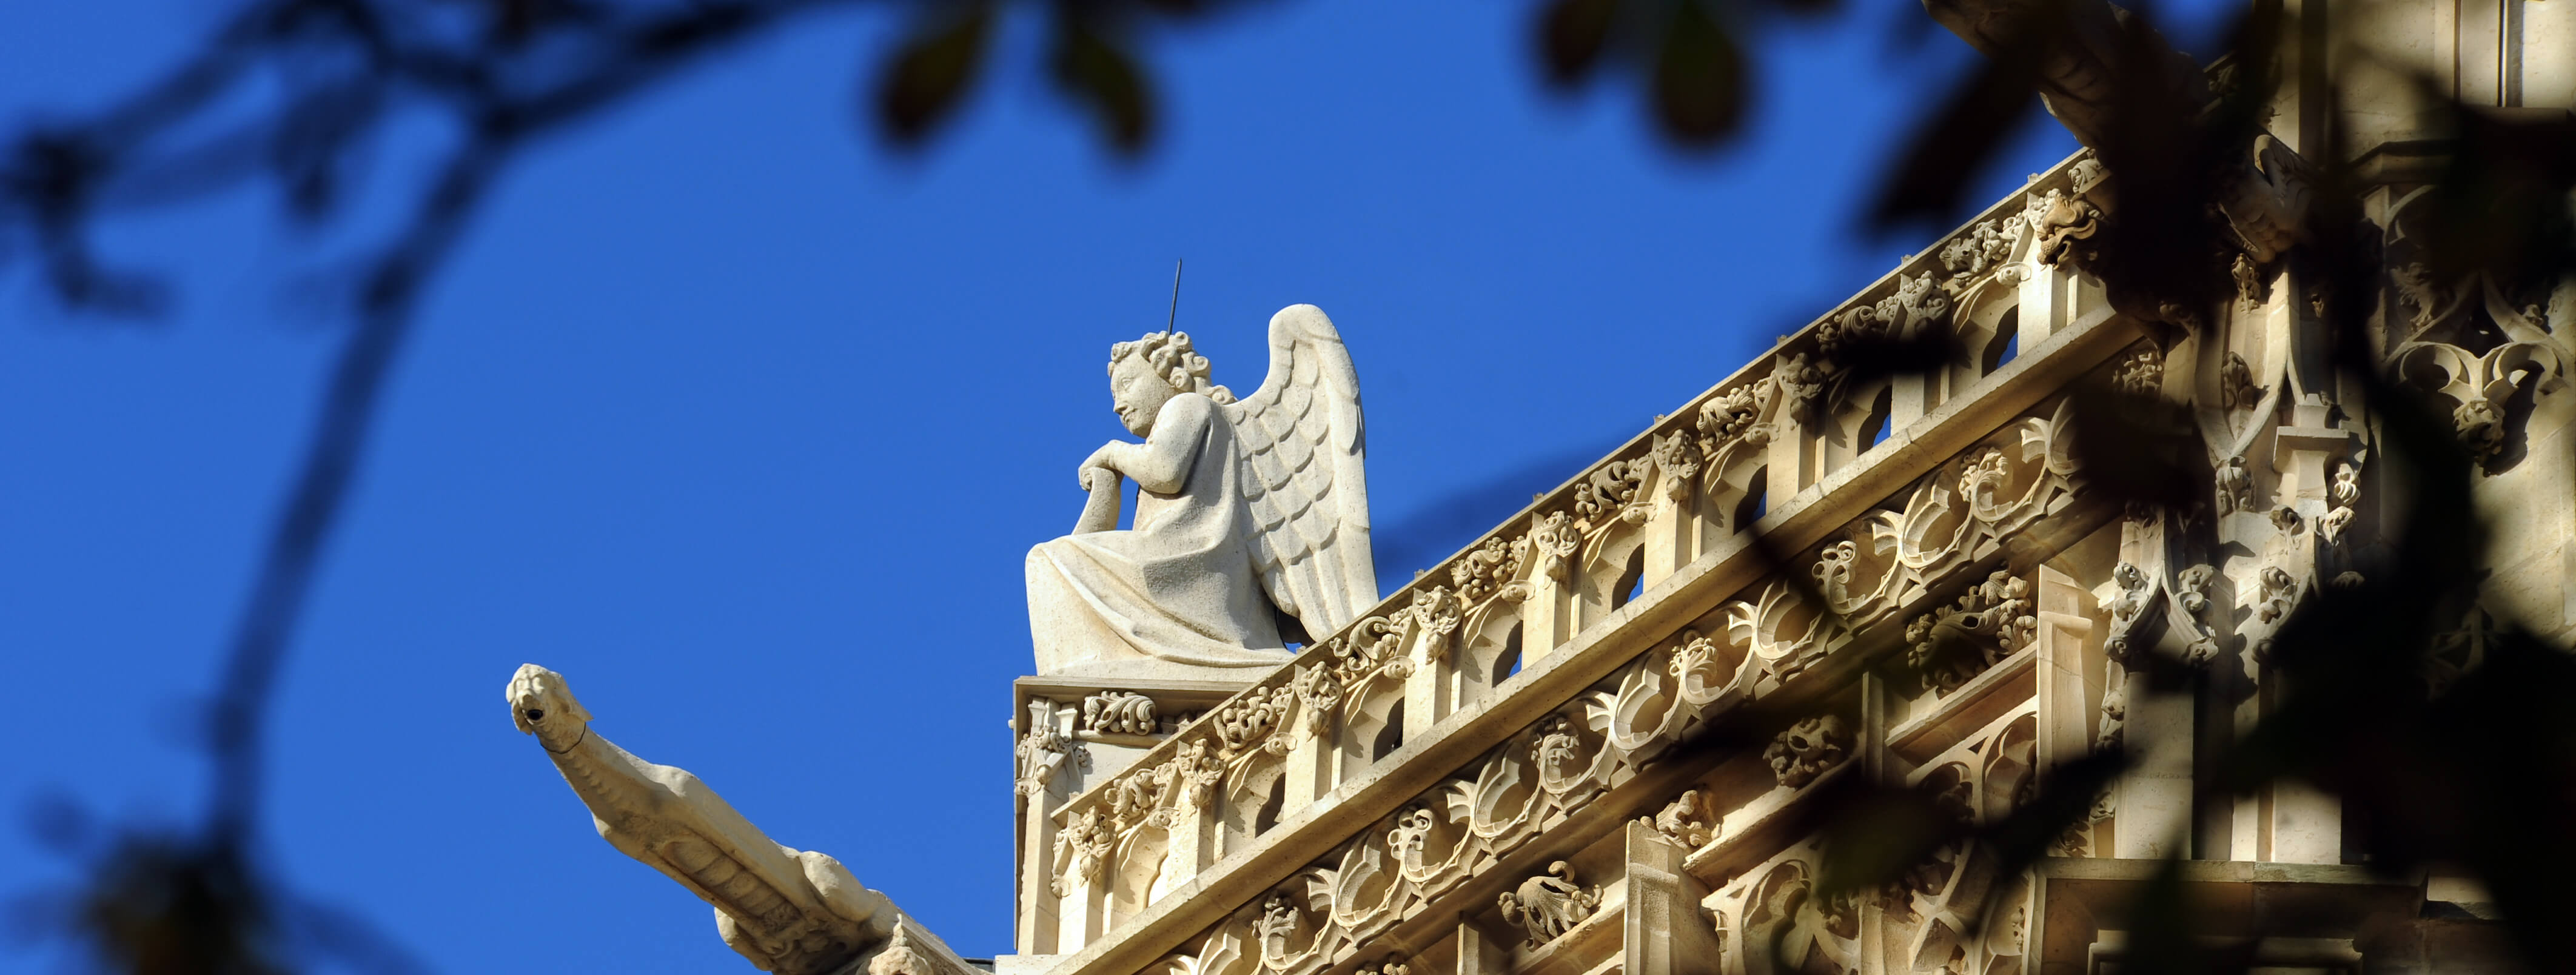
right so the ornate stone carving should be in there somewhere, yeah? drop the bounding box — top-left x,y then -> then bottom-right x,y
1254,891 -> 1303,970
1451,534 -> 1530,605
1531,714 -> 1583,780
2028,189 -> 2102,267
2216,455 -> 2256,515
1410,586 -> 1461,665
1822,272 -> 1952,359
1638,789 -> 1719,848
2255,565 -> 2299,623
1697,378 -> 1776,456
2455,400 -> 2506,460
2393,262 -> 2449,331
1776,352 -> 1830,418
1353,956 -> 1410,975
1027,306 -> 1378,678
1765,714 -> 1851,788
2230,253 -> 2264,309
1651,431 -> 1701,501
1574,458 -> 1648,523
2175,563 -> 2217,617
1081,690 -> 1158,737
1017,699 -> 1085,797
1533,510 -> 1580,584
1212,686 -> 1296,760
2111,349 -> 2163,399
1052,809 -> 1112,897
1150,738 -> 1224,814
1903,569 -> 2036,694
1940,213 -> 2027,286
505,665 -> 897,975
1293,662 -> 1344,735
1497,862 -> 1600,947
2218,352 -> 2264,409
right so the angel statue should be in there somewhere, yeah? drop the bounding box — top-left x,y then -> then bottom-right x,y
1025,303 -> 1378,678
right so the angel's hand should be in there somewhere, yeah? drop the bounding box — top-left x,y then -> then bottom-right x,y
1077,443 -> 1122,489
1078,464 -> 1121,494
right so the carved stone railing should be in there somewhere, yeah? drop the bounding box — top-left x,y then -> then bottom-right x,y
1013,146 -> 2127,962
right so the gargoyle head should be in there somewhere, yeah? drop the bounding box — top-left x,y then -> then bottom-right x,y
507,663 -> 592,753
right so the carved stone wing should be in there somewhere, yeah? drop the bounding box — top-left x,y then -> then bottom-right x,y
1221,304 -> 1379,637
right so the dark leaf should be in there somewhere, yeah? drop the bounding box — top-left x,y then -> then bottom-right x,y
873,5 -> 996,147
1535,0 -> 1620,87
1648,2 -> 1746,147
1863,13 -> 2045,229
1049,18 -> 1157,155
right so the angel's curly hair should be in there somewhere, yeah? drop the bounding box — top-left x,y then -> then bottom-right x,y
1110,331 -> 1236,404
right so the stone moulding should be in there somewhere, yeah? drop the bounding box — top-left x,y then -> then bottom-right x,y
1022,147 -> 2136,975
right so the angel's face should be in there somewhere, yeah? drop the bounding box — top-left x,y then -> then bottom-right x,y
1110,354 -> 1177,437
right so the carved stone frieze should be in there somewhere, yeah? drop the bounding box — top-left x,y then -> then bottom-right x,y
2111,349 -> 2163,399
1018,699 -> 1087,798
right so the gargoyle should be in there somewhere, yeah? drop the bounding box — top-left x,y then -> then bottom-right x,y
509,663 -> 962,975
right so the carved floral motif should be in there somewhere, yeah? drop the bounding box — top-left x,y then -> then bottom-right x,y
1051,809 -> 1112,897
2216,455 -> 2256,515
1451,535 -> 1531,606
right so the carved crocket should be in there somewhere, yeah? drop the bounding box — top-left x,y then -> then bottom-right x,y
508,663 -> 896,975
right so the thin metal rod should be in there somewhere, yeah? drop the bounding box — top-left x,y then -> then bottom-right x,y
1166,259 -> 1183,336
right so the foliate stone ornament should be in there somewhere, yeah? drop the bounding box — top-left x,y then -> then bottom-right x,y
1765,714 -> 1851,788
1497,861 -> 1600,947
1213,685 -> 1296,760
1776,352 -> 1830,419
1451,534 -> 1529,605
2104,561 -> 2152,664
2231,253 -> 2264,308
1903,569 -> 2037,694
2218,352 -> 2264,409
2215,455 -> 2256,515
1254,891 -> 1304,971
1697,378 -> 1776,456
1531,714 -> 1584,781
1353,956 -> 1410,975
1533,510 -> 1580,584
1052,809 -> 1112,897
1939,213 -> 2027,286
1410,586 -> 1461,665
1574,458 -> 1649,524
504,665 -> 899,975
2393,262 -> 2451,331
1293,662 -> 1344,735
2455,400 -> 2506,461
1638,789 -> 1719,848
1027,306 -> 1378,678
2111,349 -> 2163,399
2028,189 -> 2103,267
1080,690 -> 1158,737
1822,272 -> 1952,360
1016,699 -> 1085,798
2067,156 -> 2107,195
2255,566 -> 2299,623
2175,564 -> 2217,617
1151,737 -> 1225,814
1651,431 -> 1701,501
1810,539 -> 1861,609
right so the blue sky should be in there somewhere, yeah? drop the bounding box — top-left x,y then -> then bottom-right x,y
0,1 -> 2225,971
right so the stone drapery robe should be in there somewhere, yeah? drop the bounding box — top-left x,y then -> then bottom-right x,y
1025,392 -> 1292,675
